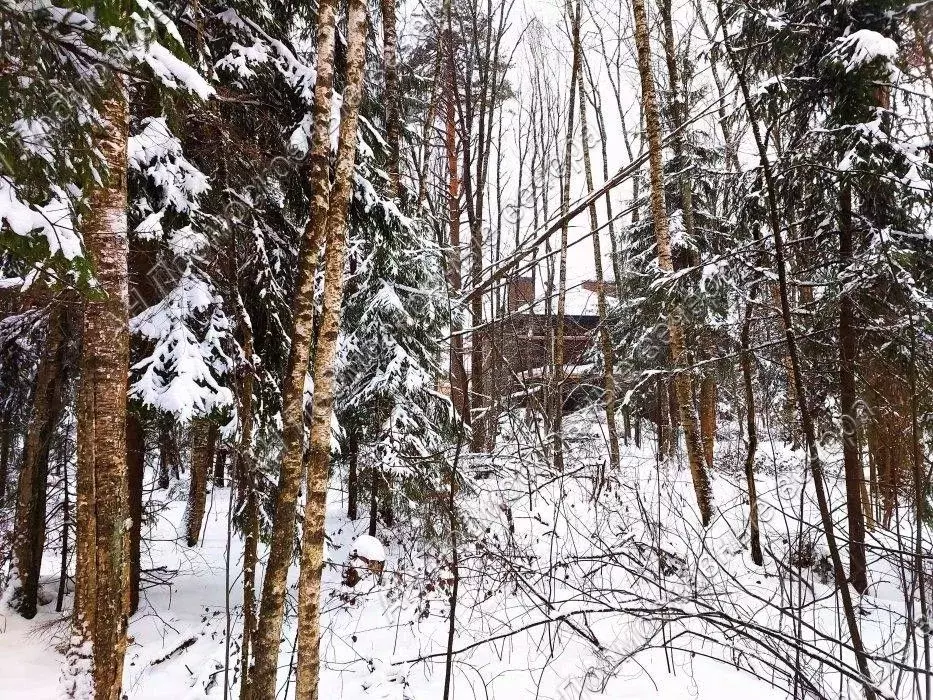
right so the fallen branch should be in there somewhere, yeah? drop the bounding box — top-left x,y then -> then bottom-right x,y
150,636 -> 197,666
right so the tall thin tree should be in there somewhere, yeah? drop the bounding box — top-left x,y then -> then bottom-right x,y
295,0 -> 370,695
630,0 -> 713,525
552,0 -> 584,472
13,303 -> 68,618
246,0 -> 341,693
577,80 -> 621,477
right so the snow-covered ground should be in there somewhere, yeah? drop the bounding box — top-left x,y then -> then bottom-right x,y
0,412 -> 924,698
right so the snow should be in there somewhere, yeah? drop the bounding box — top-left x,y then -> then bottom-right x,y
140,41 -> 215,100
829,29 -> 898,73
130,273 -> 234,420
134,209 -> 164,239
0,176 -> 81,260
353,173 -> 411,229
167,224 -> 208,256
129,117 -> 210,215
214,7 -> 317,103
0,276 -> 25,290
219,40 -> 270,79
1,409 -> 917,700
135,0 -> 185,46
11,117 -> 55,163
288,113 -> 313,156
2,1 -> 929,695
351,535 -> 386,562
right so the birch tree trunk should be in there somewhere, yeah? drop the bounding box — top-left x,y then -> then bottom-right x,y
246,0 -> 341,693
630,0 -> 713,525
13,304 -> 67,618
582,57 -> 625,299
553,0 -> 583,472
578,80 -> 620,476
67,74 -> 131,700
295,0 -> 369,695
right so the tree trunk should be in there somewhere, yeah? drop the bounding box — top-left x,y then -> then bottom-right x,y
0,404 -> 10,505
856,426 -> 874,531
13,304 -> 67,618
867,426 -> 878,523
185,420 -> 215,547
667,379 -> 680,434
740,303 -> 763,565
213,446 -> 226,487
441,441 -> 462,700
294,0 -> 369,694
587,74 -> 625,299
659,0 -> 697,256
127,412 -> 144,614
445,27 -> 468,425
67,74 -> 131,700
347,431 -> 359,520
578,81 -> 620,477
631,0 -> 713,525
770,282 -> 798,440
552,0 -> 583,472
380,483 -> 395,528
381,0 -> 401,196
158,421 -> 174,489
657,378 -> 670,458
905,296 -> 932,700
246,0 -> 341,692
369,465 -> 378,537
458,0 -> 505,453
838,184 -> 868,594
699,374 -> 717,469
55,445 -> 69,613
236,301 -> 258,700
469,271 -> 485,452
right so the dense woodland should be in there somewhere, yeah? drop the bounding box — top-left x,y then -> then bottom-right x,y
0,0 -> 931,698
